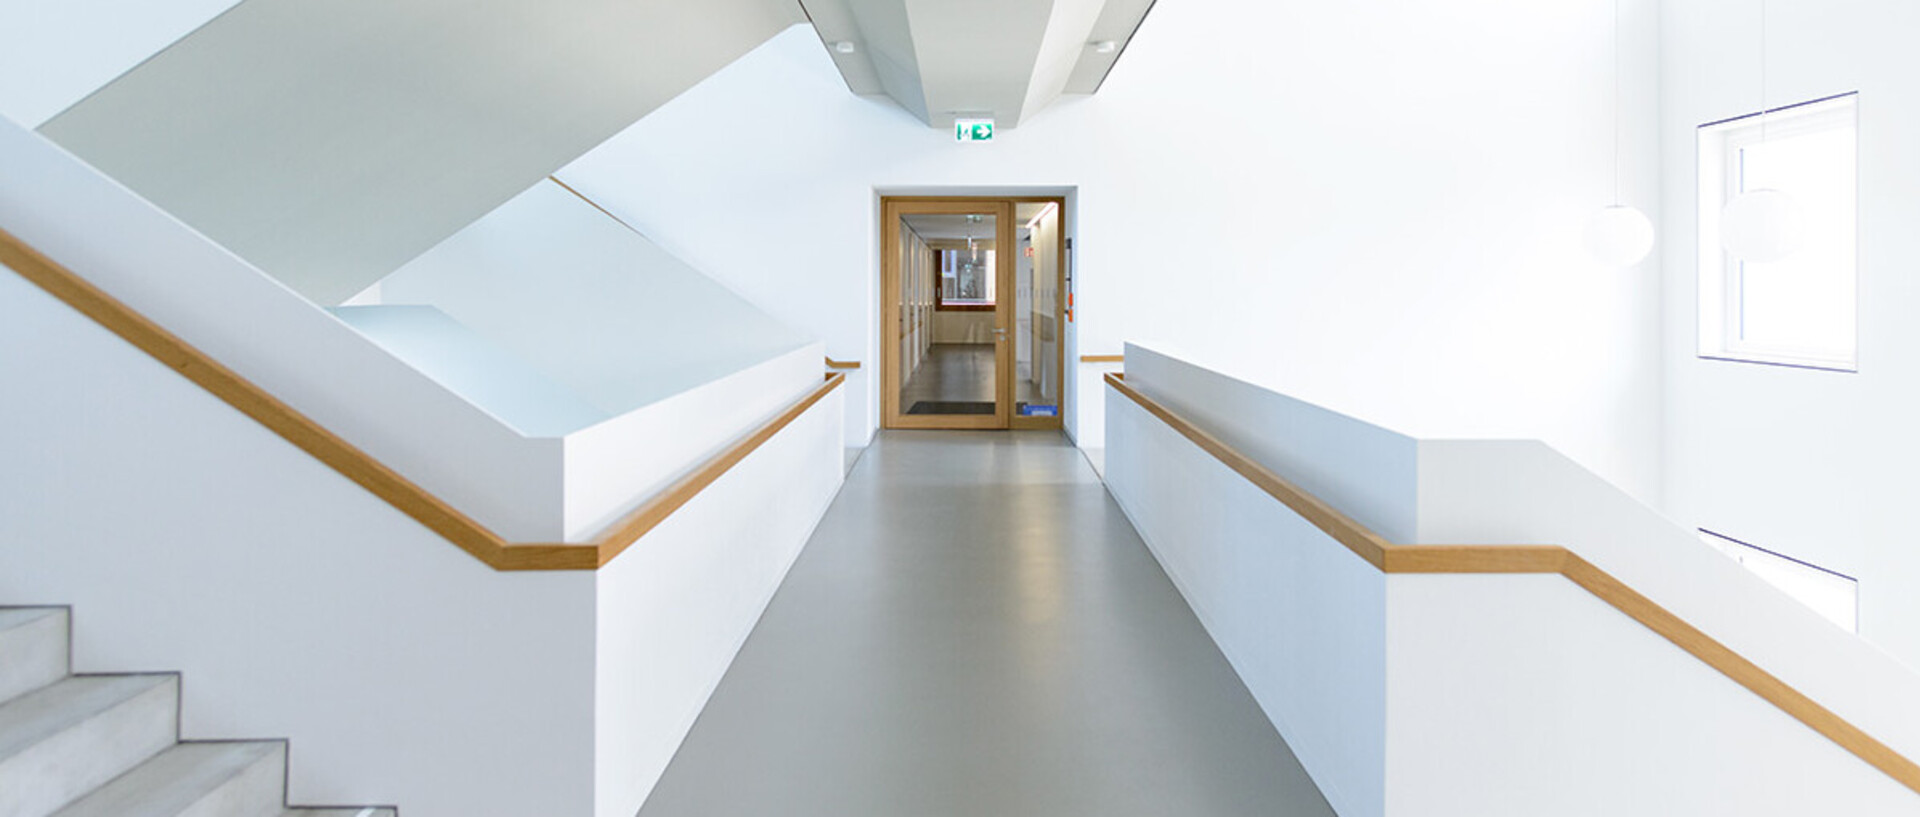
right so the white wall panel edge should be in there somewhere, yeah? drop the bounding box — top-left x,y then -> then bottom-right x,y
1106,384 -> 1387,817
592,387 -> 845,817
0,115 -> 568,541
0,260 -> 599,817
561,341 -> 824,541
1383,571 -> 1920,816
1415,437 -> 1920,765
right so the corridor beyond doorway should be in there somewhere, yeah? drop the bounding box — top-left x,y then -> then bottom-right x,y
637,431 -> 1336,816
883,196 -> 1065,430
900,343 -> 1048,414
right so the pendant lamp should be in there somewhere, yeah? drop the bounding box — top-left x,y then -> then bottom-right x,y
1720,0 -> 1801,263
1587,0 -> 1653,267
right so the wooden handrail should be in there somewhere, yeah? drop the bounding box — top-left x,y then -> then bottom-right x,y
825,357 -> 861,370
1079,354 -> 1124,363
1105,371 -> 1920,794
1,225 -> 844,572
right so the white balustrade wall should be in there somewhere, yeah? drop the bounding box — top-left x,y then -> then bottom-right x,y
1106,343 -> 1920,816
0,116 -> 847,816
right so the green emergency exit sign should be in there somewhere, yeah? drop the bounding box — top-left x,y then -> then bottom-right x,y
955,118 -> 994,142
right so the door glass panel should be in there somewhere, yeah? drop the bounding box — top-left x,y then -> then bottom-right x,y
899,212 -> 998,416
1015,202 -> 1061,418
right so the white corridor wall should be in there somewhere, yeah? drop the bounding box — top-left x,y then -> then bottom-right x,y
559,0 -> 1665,500
1106,345 -> 1920,816
0,255 -> 846,817
1659,0 -> 1920,672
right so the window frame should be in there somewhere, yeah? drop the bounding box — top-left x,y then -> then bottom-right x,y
1696,92 -> 1860,372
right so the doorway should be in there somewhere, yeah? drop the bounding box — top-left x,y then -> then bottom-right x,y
882,196 -> 1066,430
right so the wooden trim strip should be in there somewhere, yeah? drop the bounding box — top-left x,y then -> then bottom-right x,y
584,372 -> 844,568
1103,371 -> 1920,794
1105,372 -> 1392,569
1558,553 -> 1920,790
2,225 -> 844,572
825,357 -> 862,370
1080,354 -> 1124,363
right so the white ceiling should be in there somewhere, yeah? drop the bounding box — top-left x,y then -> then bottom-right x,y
903,213 -> 1000,242
903,204 -> 1055,241
40,0 -> 803,305
800,0 -> 1155,129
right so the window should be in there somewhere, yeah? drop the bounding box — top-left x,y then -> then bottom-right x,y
938,248 -> 995,307
1697,93 -> 1858,371
1699,529 -> 1857,633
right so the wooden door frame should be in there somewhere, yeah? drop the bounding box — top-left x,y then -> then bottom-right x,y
880,196 -> 1067,431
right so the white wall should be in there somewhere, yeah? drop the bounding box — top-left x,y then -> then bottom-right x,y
1105,347 -> 1920,815
1660,0 -> 1920,671
0,0 -> 238,128
34,0 -> 802,305
559,0 -> 1664,499
378,180 -> 816,421
1413,438 -> 1920,802
2,258 -> 849,817
0,116 -> 567,542
1104,344 -> 1425,817
1385,572 -> 1919,816
328,304 -> 610,437
1106,378 -> 1389,817
562,345 -> 823,540
592,387 -> 843,817
0,263 -> 599,817
3,119 -> 829,544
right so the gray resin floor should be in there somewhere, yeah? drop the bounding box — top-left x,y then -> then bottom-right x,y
638,430 -> 1335,817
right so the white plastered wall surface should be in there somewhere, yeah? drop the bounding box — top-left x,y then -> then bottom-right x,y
558,0 -> 1664,502
0,0 -> 241,128
30,0 -> 802,306
1659,0 -> 1920,671
1108,345 -> 1920,816
0,263 -> 602,817
0,56 -> 846,817
0,260 -> 844,816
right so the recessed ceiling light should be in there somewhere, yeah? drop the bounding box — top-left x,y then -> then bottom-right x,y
1091,40 -> 1118,54
831,40 -> 857,54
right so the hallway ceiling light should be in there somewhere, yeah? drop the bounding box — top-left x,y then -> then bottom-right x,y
1586,0 -> 1653,267
1721,0 -> 1802,263
1091,40 -> 1118,54
831,40 -> 857,54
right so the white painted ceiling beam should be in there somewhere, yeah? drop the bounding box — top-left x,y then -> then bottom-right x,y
798,0 -> 1154,130
39,0 -> 804,305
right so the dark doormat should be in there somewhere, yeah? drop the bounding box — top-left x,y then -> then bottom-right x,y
907,401 -> 996,415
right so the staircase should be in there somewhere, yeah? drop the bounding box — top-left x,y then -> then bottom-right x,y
0,608 -> 393,817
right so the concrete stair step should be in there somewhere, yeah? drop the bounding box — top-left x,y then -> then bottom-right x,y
51,741 -> 286,817
0,609 -> 67,706
0,674 -> 178,817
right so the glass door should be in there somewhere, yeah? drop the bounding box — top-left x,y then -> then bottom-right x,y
883,199 -> 1015,429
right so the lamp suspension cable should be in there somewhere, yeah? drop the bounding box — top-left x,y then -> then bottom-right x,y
1759,0 -> 1769,141
1582,0 -> 1655,268
1718,0 -> 1802,264
1612,0 -> 1621,205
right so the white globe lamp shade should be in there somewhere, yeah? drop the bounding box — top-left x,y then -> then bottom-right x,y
1721,188 -> 1802,263
1584,204 -> 1655,267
